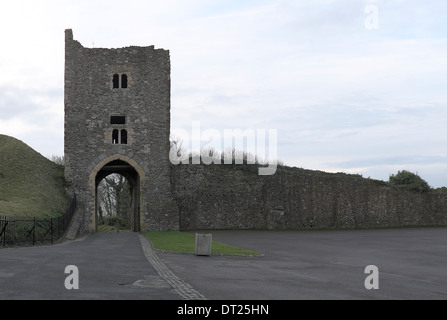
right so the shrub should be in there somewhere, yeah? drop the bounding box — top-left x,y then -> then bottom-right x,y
434,187 -> 447,193
389,170 -> 432,193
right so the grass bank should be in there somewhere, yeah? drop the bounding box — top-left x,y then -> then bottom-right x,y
0,134 -> 70,218
145,231 -> 261,256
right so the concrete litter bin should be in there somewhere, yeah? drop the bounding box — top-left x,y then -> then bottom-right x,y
195,233 -> 212,256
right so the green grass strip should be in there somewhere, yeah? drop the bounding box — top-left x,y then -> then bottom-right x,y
145,231 -> 261,256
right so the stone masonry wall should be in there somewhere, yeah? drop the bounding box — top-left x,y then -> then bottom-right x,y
171,164 -> 447,230
64,29 -> 179,233
64,28 -> 446,234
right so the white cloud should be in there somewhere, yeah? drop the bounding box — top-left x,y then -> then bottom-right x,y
0,0 -> 446,187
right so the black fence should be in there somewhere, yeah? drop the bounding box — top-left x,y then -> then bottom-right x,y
0,195 -> 77,247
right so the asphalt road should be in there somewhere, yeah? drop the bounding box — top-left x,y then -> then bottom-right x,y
158,228 -> 447,300
0,232 -> 179,300
1,228 -> 447,300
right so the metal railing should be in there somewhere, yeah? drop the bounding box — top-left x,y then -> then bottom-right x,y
0,195 -> 76,247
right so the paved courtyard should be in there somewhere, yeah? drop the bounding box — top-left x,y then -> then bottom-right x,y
159,228 -> 447,300
0,233 -> 180,300
0,228 -> 446,300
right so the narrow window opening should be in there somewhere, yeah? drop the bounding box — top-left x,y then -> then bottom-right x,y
121,74 -> 128,89
121,129 -> 128,145
111,116 -> 126,125
112,129 -> 119,144
113,74 -> 120,89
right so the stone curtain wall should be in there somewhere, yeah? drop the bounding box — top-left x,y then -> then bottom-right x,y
171,164 -> 447,231
171,164 -> 266,230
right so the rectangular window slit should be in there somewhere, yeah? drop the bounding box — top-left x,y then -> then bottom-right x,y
111,116 -> 126,125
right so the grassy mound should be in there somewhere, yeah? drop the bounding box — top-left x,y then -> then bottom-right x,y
0,134 -> 70,218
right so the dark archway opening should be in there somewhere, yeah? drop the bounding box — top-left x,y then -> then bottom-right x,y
121,129 -> 128,145
95,160 -> 140,232
112,129 -> 119,144
121,74 -> 128,89
113,74 -> 120,89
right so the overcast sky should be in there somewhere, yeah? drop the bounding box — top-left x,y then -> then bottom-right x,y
0,0 -> 446,187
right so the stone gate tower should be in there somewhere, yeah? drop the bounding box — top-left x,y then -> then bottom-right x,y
64,29 -> 179,234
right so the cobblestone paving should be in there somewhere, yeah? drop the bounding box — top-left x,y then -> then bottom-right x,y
138,233 -> 206,300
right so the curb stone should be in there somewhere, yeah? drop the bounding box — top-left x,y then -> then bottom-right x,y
154,248 -> 265,258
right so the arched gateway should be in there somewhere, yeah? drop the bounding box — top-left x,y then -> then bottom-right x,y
89,155 -> 145,232
64,29 -> 179,235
